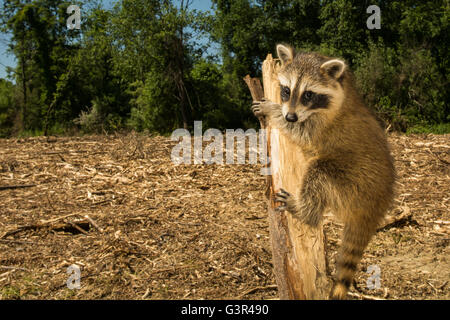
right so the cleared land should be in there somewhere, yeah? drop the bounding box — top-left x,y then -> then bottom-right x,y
0,133 -> 448,299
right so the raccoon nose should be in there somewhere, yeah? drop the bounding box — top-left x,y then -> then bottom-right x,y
285,113 -> 298,122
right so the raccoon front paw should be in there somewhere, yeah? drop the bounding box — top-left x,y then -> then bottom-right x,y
274,188 -> 296,213
275,189 -> 322,227
251,98 -> 276,118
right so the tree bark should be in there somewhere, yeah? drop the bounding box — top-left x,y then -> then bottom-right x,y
244,54 -> 330,300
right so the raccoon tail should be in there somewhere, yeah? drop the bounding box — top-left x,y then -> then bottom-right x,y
329,221 -> 376,300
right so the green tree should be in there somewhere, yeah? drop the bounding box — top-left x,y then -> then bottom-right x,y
0,0 -> 447,136
0,79 -> 16,137
70,4 -> 130,133
1,0 -> 83,133
124,0 -> 212,132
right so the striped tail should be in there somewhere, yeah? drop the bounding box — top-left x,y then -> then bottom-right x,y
329,221 -> 376,299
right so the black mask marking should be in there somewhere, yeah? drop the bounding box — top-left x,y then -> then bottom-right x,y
301,91 -> 330,109
280,86 -> 290,102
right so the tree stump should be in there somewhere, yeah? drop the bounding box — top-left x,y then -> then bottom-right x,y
245,54 -> 330,299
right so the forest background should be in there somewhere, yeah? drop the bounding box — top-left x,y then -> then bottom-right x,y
0,0 -> 448,137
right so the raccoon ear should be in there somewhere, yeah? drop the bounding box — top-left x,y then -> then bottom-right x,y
320,59 -> 346,80
276,44 -> 294,65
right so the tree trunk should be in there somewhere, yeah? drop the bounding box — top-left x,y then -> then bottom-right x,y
178,0 -> 190,130
21,40 -> 27,130
244,54 -> 330,300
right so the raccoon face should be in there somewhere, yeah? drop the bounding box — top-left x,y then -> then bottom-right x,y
276,44 -> 346,123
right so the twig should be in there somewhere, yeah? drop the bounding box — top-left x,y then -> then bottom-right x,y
384,124 -> 392,134
377,207 -> 413,231
67,221 -> 89,235
84,215 -> 103,233
142,288 -> 151,299
434,220 -> 450,225
150,265 -> 196,275
0,265 -> 30,271
239,284 -> 278,299
90,199 -> 112,207
40,213 -> 79,225
0,270 -> 16,278
437,281 -> 448,290
0,184 -> 36,191
347,291 -> 387,300
383,287 -> 390,299
0,239 -> 34,245
1,225 -> 39,239
1,217 -> 91,239
430,231 -> 449,236
426,149 -> 450,165
426,281 -> 439,293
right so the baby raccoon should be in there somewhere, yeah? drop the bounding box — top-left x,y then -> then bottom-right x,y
252,44 -> 396,299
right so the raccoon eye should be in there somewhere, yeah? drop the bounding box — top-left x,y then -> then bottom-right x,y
303,90 -> 314,101
281,86 -> 290,101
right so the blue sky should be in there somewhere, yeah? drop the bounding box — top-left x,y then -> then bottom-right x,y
0,0 -> 214,79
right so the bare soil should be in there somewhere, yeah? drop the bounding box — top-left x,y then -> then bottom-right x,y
0,132 -> 448,300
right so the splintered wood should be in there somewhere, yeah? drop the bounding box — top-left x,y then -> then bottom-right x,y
245,54 -> 329,299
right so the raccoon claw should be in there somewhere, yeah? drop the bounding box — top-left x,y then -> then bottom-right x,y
252,105 -> 262,117
251,98 -> 273,118
274,188 -> 293,212
276,188 -> 291,197
275,189 -> 290,200
252,101 -> 264,117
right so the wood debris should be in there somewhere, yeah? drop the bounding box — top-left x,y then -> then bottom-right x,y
0,132 -> 448,299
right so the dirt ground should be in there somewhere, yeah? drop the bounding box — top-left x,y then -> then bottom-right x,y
0,132 -> 448,300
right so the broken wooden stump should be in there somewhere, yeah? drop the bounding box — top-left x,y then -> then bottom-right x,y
244,54 -> 330,299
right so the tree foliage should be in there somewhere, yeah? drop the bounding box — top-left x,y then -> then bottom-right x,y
0,0 -> 448,137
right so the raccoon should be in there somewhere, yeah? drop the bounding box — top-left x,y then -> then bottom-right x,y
252,44 -> 396,299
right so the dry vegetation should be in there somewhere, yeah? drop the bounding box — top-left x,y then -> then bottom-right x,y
0,132 -> 448,300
